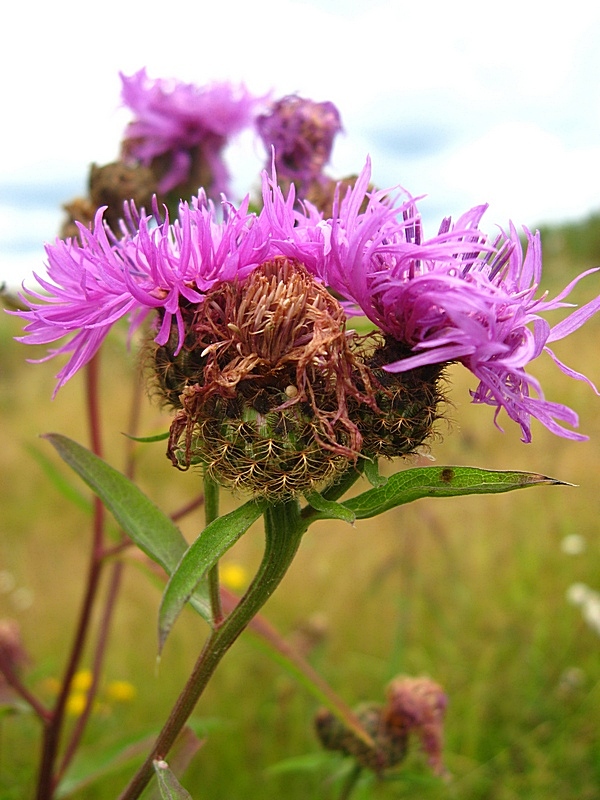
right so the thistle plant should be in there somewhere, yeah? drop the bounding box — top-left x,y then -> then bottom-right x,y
3,70 -> 600,799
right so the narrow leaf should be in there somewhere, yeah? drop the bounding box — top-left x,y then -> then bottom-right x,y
158,499 -> 267,651
308,465 -> 570,523
43,433 -> 212,622
26,443 -> 93,513
363,459 -> 387,488
122,430 -> 170,443
56,731 -> 158,797
153,760 -> 193,800
304,490 -> 356,524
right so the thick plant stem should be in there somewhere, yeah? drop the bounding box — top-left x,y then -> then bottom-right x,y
118,498 -> 305,800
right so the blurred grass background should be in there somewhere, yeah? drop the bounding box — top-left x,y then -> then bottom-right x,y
1,214 -> 600,799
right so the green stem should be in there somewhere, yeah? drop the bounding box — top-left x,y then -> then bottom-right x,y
338,764 -> 363,800
204,475 -> 222,625
118,498 -> 305,800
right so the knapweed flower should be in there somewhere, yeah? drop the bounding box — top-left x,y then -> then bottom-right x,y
290,162 -> 600,443
16,157 -> 598,496
120,69 -> 260,198
384,676 -> 448,778
14,164 -> 445,496
256,95 -> 342,196
11,182 -> 371,497
314,675 -> 447,776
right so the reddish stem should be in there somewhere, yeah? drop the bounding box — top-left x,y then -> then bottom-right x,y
170,493 -> 205,523
55,561 -> 125,784
0,650 -> 51,722
53,362 -> 146,787
35,355 -> 106,800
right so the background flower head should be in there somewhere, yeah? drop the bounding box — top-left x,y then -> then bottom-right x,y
256,95 -> 342,195
120,68 -> 261,197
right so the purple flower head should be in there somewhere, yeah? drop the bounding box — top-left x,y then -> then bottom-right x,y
14,191 -> 280,395
256,95 -> 342,193
305,161 -> 600,442
14,158 -> 600,445
120,68 -> 261,196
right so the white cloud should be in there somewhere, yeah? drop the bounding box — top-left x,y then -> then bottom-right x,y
2,0 -> 600,286
441,122 -> 600,227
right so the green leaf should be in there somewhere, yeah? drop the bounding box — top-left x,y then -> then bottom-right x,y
56,731 -> 158,797
363,458 -> 387,488
122,430 -> 170,443
307,465 -> 570,523
265,751 -> 338,775
26,443 -> 93,514
158,498 -> 267,652
153,760 -> 194,800
304,490 -> 356,524
43,433 -> 211,623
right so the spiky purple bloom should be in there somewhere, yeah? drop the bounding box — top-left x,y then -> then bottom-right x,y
15,194 -> 277,394
256,95 -> 342,193
15,159 -> 600,442
120,69 -> 260,195
298,163 -> 600,442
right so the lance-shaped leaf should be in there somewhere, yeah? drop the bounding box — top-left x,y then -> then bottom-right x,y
123,430 -> 170,443
26,443 -> 93,514
304,490 -> 356,524
306,465 -> 570,524
43,433 -> 212,622
158,498 -> 267,652
153,760 -> 193,800
362,458 -> 387,488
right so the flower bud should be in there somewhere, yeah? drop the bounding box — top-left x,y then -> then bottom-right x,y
0,620 -> 30,703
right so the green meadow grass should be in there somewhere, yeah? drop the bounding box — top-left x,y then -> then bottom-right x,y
1,225 -> 600,798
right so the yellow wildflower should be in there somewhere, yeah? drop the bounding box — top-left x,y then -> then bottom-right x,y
220,563 -> 248,591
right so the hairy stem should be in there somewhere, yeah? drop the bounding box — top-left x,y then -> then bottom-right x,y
118,499 -> 305,800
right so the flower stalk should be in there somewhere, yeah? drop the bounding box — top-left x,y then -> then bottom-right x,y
118,498 -> 306,799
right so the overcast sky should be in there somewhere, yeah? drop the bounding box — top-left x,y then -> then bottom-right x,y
2,0 -> 600,287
